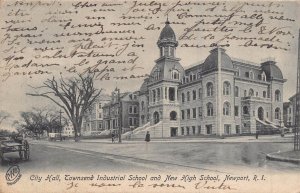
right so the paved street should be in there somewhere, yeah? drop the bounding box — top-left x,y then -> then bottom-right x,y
0,143 -> 159,174
1,135 -> 299,175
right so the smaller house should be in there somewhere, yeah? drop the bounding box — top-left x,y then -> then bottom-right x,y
103,89 -> 139,134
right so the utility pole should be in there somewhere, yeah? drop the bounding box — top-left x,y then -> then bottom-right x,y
295,29 -> 300,151
59,109 -> 63,141
117,88 -> 122,143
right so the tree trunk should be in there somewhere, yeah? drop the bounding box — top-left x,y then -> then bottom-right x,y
73,121 -> 80,142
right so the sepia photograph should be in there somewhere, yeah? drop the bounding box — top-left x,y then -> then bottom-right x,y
0,0 -> 299,192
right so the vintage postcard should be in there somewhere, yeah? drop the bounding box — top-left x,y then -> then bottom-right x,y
0,0 -> 299,192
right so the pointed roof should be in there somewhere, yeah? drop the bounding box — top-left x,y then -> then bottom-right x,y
157,19 -> 178,47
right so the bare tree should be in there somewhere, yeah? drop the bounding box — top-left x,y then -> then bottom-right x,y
0,110 -> 10,127
27,74 -> 102,141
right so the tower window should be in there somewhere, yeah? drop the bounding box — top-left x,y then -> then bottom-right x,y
207,103 -> 213,116
223,81 -> 231,95
275,90 -> 281,101
206,82 -> 213,97
223,102 -> 231,116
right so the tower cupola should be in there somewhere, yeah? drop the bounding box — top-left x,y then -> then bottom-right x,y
157,19 -> 178,58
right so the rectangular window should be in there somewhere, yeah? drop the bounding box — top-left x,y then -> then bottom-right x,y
192,108 -> 196,119
224,124 -> 231,135
186,127 -> 190,135
181,127 -> 184,135
192,126 -> 196,135
235,125 -> 240,134
198,107 -> 202,117
234,106 -> 239,116
198,126 -> 201,135
134,118 -> 138,125
187,109 -> 190,119
245,72 -> 249,78
198,88 -> 203,99
206,125 -> 212,134
181,110 -> 185,120
133,106 -> 138,114
129,106 -> 133,114
129,118 -> 133,126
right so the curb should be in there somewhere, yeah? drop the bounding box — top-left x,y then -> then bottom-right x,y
266,152 -> 300,164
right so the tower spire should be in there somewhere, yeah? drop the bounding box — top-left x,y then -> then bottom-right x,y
166,14 -> 170,24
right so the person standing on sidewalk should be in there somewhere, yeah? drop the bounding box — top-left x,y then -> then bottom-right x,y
111,132 -> 115,143
145,131 -> 150,142
145,131 -> 150,153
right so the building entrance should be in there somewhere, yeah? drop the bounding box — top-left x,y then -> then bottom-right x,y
170,127 -> 178,137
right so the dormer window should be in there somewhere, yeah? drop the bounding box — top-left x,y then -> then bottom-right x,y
171,69 -> 179,80
153,68 -> 160,80
249,71 -> 254,79
185,76 -> 189,83
189,74 -> 193,82
235,68 -> 240,76
261,72 -> 266,81
197,72 -> 201,79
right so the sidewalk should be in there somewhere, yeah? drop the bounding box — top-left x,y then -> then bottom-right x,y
79,134 -> 294,144
266,151 -> 300,164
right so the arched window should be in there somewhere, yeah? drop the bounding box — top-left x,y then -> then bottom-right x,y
249,88 -> 254,96
171,69 -> 179,80
223,81 -> 231,95
152,90 -> 156,103
275,108 -> 281,119
275,90 -> 281,101
207,103 -> 213,116
243,106 -> 249,115
192,90 -> 196,100
170,111 -> 177,120
181,93 -> 185,103
153,112 -> 160,124
141,101 -> 145,111
235,86 -> 239,97
187,91 -> 190,101
206,82 -> 213,97
258,107 -> 264,121
223,102 -> 231,116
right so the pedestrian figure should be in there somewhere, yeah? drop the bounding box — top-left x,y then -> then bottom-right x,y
111,133 -> 115,143
255,130 -> 259,139
145,131 -> 150,142
145,131 -> 150,153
